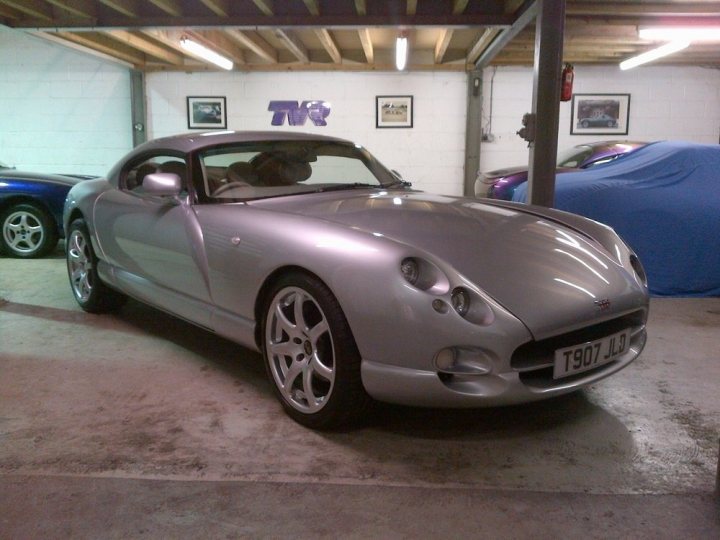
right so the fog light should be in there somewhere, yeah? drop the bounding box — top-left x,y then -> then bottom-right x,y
435,348 -> 456,370
434,347 -> 492,375
432,299 -> 448,313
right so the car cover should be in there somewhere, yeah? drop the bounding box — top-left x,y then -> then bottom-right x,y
512,140 -> 720,297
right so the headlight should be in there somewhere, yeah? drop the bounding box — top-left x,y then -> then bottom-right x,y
400,258 -> 419,286
451,287 -> 470,317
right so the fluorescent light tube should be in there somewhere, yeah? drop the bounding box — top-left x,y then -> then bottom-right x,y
639,26 -> 720,42
619,40 -> 690,70
395,35 -> 408,71
180,37 -> 233,70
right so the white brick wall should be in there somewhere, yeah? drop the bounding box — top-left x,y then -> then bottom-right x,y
480,64 -> 720,172
146,71 -> 469,195
0,26 -> 132,176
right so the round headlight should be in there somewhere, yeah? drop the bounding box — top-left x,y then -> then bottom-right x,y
451,287 -> 470,317
400,258 -> 419,285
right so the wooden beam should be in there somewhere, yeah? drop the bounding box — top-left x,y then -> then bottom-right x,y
467,28 -> 501,64
274,29 -> 308,62
407,0 -> 417,16
252,0 -> 273,16
188,29 -> 244,65
452,0 -> 469,15
30,31 -> 134,67
358,28 -> 373,64
435,28 -> 453,63
97,0 -> 139,18
199,0 -> 229,17
107,29 -> 183,64
354,0 -> 366,16
147,0 -> 182,17
224,29 -> 277,63
568,2 -> 720,17
0,0 -> 52,20
44,0 -> 96,19
145,61 -> 468,73
0,3 -> 22,19
302,0 -> 319,16
315,29 -> 341,63
476,0 -> 537,67
55,31 -> 145,66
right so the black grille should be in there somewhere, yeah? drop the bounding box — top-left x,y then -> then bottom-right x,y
511,310 -> 646,372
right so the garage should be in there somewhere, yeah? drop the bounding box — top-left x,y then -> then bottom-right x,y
1,1 -> 719,537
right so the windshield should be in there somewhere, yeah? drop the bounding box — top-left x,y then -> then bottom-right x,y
556,145 -> 593,168
199,140 -> 397,201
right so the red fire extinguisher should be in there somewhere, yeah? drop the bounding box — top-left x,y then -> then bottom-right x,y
560,63 -> 574,102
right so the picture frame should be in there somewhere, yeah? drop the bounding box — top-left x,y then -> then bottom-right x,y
187,96 -> 227,129
376,95 -> 413,128
571,93 -> 630,135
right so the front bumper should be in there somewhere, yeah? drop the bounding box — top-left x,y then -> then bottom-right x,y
361,318 -> 647,408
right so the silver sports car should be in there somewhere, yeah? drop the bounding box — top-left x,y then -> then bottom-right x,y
64,131 -> 649,429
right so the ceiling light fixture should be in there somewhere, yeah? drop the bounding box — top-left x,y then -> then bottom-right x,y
395,32 -> 408,71
180,36 -> 233,70
639,26 -> 720,42
619,40 -> 690,70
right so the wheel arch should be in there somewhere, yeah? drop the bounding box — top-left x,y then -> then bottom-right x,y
253,265 -> 331,350
0,195 -> 54,218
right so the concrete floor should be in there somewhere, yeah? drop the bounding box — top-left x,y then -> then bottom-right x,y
1,246 -> 718,538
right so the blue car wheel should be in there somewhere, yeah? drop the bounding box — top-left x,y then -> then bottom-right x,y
0,202 -> 58,258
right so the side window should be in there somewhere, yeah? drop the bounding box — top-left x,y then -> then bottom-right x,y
200,150 -> 260,197
123,155 -> 188,194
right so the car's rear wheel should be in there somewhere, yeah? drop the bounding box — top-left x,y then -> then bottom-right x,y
0,203 -> 58,258
261,273 -> 371,429
66,218 -> 126,313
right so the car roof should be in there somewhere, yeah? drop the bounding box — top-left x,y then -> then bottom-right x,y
134,130 -> 351,154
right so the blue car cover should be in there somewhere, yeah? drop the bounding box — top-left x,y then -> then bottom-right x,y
513,141 -> 720,297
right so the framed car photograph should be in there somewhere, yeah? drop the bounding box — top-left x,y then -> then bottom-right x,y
187,96 -> 227,129
376,95 -> 413,128
571,93 -> 630,135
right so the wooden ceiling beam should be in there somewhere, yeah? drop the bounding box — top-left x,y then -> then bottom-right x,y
147,0 -> 182,17
199,0 -> 229,17
358,28 -> 373,64
315,29 -> 342,63
568,2 -> 720,17
55,31 -> 145,65
453,0 -> 469,15
467,28 -> 502,64
0,0 -> 53,20
302,0 -> 320,16
354,0 -> 366,16
407,0 -> 417,16
224,29 -> 277,63
435,28 -> 453,64
274,28 -> 309,63
97,0 -> 139,18
106,29 -> 183,63
189,29 -> 244,65
44,0 -> 96,20
252,0 -> 273,17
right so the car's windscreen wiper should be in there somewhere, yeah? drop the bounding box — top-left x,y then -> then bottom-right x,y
313,183 -> 379,193
385,179 -> 412,188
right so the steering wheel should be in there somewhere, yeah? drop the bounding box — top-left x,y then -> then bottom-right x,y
212,181 -> 250,197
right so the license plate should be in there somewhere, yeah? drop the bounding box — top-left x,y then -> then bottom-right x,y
553,329 -> 631,379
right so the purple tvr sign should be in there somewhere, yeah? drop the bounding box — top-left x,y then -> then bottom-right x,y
268,100 -> 331,126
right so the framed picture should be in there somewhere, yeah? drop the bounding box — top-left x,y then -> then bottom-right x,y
376,95 -> 413,128
187,96 -> 227,129
571,93 -> 630,135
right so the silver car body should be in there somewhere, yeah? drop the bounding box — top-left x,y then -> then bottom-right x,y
64,131 -> 649,408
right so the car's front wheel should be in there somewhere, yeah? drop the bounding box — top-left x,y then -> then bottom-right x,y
66,218 -> 126,313
262,273 -> 371,429
0,203 -> 58,258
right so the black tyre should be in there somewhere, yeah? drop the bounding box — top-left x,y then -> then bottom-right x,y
261,272 -> 372,429
0,202 -> 58,258
66,218 -> 126,313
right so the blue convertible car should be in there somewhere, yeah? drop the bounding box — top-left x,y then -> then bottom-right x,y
0,160 -> 91,258
513,141 -> 720,297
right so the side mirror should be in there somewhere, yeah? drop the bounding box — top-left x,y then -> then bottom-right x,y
143,172 -> 182,197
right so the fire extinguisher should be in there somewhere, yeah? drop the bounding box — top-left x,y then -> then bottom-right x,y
560,63 -> 574,102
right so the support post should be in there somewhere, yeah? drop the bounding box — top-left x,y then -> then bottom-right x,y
464,70 -> 483,197
526,0 -> 565,207
130,70 -> 147,147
